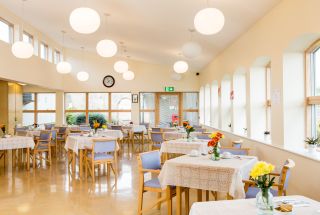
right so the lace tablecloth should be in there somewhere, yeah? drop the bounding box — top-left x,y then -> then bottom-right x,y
0,136 -> 35,150
26,130 -> 41,137
163,132 -> 201,140
160,139 -> 209,155
123,125 -> 147,133
97,129 -> 123,139
190,195 -> 320,215
65,136 -> 119,155
159,155 -> 257,199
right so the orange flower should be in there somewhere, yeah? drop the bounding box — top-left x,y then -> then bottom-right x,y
208,140 -> 218,147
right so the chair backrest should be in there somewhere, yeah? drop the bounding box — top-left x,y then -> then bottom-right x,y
232,140 -> 243,149
151,127 -> 161,132
50,129 -> 57,140
151,132 -> 164,143
140,123 -> 150,130
58,127 -> 67,134
16,130 -> 27,136
40,131 -> 51,141
279,159 -> 295,190
219,147 -> 249,156
111,125 -> 122,131
138,150 -> 161,170
196,134 -> 211,140
44,124 -> 54,130
93,139 -> 116,153
195,128 -> 206,132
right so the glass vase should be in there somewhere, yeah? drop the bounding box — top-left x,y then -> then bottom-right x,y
211,146 -> 220,161
256,188 -> 274,214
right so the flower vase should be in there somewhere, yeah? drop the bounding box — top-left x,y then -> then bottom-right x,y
211,146 -> 220,161
256,188 -> 274,214
94,128 -> 98,134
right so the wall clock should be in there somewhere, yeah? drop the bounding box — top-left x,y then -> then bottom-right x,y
103,75 -> 115,88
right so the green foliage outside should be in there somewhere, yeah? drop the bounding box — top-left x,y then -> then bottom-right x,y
66,113 -> 107,128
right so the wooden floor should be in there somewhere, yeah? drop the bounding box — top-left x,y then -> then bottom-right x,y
0,144 -> 211,215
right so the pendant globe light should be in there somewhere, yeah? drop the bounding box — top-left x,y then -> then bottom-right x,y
56,31 -> 72,74
182,29 -> 202,59
77,47 -> 89,81
173,60 -> 189,74
194,7 -> 225,35
96,14 -> 117,58
69,7 -> 100,34
114,43 -> 129,73
122,70 -> 135,80
11,0 -> 34,59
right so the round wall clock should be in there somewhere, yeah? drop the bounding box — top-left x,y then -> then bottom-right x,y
103,75 -> 115,88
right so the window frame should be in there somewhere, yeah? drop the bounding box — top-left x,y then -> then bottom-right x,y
40,42 -> 48,60
53,49 -> 61,64
265,63 -> 271,133
0,17 -> 14,44
23,31 -> 34,45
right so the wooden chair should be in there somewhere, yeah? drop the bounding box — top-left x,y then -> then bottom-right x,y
196,133 -> 211,140
31,130 -> 52,168
140,123 -> 150,142
133,131 -> 145,152
195,128 -> 206,132
220,147 -> 250,155
56,127 -> 67,153
85,139 -> 118,184
150,132 -> 164,150
137,150 -> 189,215
151,127 -> 161,132
50,129 -> 59,157
44,124 -> 55,130
111,125 -> 122,131
243,159 -> 295,198
232,140 -> 243,148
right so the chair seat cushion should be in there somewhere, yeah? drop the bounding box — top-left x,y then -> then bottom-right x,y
36,145 -> 49,150
57,137 -> 65,140
144,178 -> 161,188
153,143 -> 161,148
246,187 -> 278,199
88,153 -> 114,161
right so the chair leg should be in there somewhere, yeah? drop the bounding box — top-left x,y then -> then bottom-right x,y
92,162 -> 95,183
166,186 -> 173,215
157,192 -> 162,210
197,189 -> 202,202
85,159 -> 88,179
185,188 -> 190,214
206,190 -> 209,201
211,191 -> 217,200
137,187 -> 144,214
33,153 -> 36,169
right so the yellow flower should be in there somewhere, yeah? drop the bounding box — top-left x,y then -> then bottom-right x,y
102,125 -> 107,129
250,161 -> 274,179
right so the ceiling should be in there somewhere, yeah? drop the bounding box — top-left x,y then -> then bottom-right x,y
0,0 -> 280,72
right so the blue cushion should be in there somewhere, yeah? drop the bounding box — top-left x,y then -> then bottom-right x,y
246,187 -> 278,199
140,151 -> 161,170
37,145 -> 49,150
144,178 -> 161,188
57,137 -> 65,140
88,153 -> 114,161
153,143 -> 161,148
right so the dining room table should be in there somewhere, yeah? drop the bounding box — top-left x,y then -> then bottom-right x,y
189,195 -> 320,215
158,154 -> 258,215
0,136 -> 35,171
96,129 -> 123,140
163,131 -> 203,140
64,135 -> 119,178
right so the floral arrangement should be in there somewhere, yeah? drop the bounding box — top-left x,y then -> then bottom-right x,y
250,161 -> 275,211
93,120 -> 100,133
101,124 -> 107,129
172,122 -> 178,127
185,125 -> 195,139
0,124 -> 6,136
182,121 -> 189,128
208,132 -> 224,160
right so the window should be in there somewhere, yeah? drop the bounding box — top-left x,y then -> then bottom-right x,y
53,50 -> 61,64
23,93 -> 56,126
48,47 -> 53,62
140,93 -> 155,127
221,77 -> 231,131
183,92 -> 199,126
22,31 -> 33,45
211,81 -> 219,128
40,42 -> 48,60
64,92 -> 131,125
0,18 -> 13,44
233,71 -> 247,136
199,87 -> 205,125
204,85 -> 211,126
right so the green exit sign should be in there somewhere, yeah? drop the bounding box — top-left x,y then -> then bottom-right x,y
165,86 -> 174,92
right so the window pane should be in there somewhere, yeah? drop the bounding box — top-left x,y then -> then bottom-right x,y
65,93 -> 86,110
111,93 -> 131,110
140,93 -> 155,110
0,19 -> 12,43
313,48 -> 320,96
183,92 -> 198,109
89,112 -> 107,126
23,93 -> 35,110
88,93 -> 108,110
37,113 -> 56,124
40,43 -> 48,60
37,93 -> 56,110
111,112 -> 131,124
140,112 -> 155,127
54,50 -> 61,64
65,112 -> 86,125
183,112 -> 199,126
22,32 -> 33,44
23,113 -> 34,126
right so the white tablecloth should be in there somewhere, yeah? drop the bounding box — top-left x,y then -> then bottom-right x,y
26,130 -> 41,137
159,155 -> 257,199
163,132 -> 201,140
97,129 -> 123,139
65,136 -> 119,155
189,195 -> 320,215
0,136 -> 35,150
160,138 -> 209,155
123,125 -> 147,133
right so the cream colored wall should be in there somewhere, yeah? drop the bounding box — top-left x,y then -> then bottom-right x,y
200,0 -> 320,200
0,80 -> 8,129
8,83 -> 22,134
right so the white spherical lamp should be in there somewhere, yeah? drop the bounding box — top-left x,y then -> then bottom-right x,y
122,70 -> 135,80
194,8 -> 225,35
182,42 -> 202,59
56,61 -> 72,74
171,73 -> 182,81
77,71 -> 89,81
69,7 -> 101,34
173,61 -> 188,74
96,39 -> 118,58
11,41 -> 34,59
114,60 -> 128,73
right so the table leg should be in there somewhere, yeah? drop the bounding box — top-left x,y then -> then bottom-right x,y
27,148 -> 30,171
12,149 -> 16,168
72,151 -> 76,174
79,149 -> 83,178
197,189 -> 202,202
166,186 -> 172,215
185,188 -> 190,214
176,186 -> 182,215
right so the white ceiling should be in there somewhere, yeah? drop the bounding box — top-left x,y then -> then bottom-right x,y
0,0 -> 280,72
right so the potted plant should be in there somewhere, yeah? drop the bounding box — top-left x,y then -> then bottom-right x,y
304,137 -> 319,153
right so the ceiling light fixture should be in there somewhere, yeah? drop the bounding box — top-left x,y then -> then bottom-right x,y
114,42 -> 129,73
56,31 -> 72,74
173,60 -> 189,74
69,7 -> 100,34
122,70 -> 135,80
11,0 -> 34,59
182,29 -> 202,59
194,7 -> 225,35
96,13 -> 117,58
77,47 -> 89,81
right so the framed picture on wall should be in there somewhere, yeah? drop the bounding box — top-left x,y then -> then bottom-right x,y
132,94 -> 139,103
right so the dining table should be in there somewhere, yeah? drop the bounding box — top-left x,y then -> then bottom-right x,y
65,135 -> 119,178
189,195 -> 320,215
0,136 -> 35,171
158,154 -> 258,215
163,131 -> 202,140
96,129 -> 123,140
